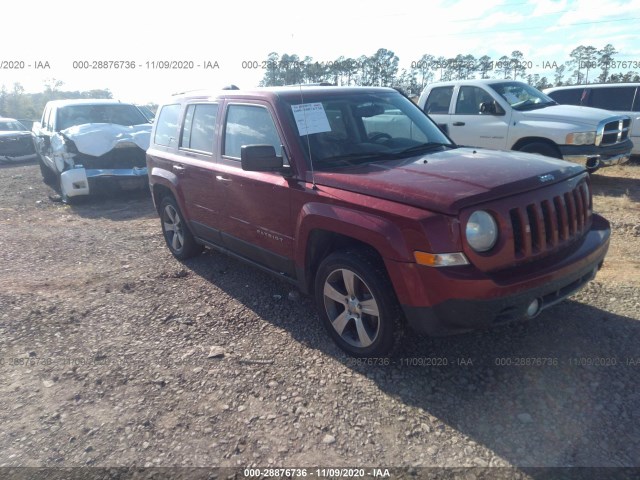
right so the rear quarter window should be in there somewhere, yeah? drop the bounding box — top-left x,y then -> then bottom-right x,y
154,104 -> 181,147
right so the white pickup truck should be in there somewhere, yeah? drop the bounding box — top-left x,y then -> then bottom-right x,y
417,79 -> 633,172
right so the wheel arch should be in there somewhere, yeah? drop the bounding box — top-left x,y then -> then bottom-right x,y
294,203 -> 412,295
511,137 -> 562,158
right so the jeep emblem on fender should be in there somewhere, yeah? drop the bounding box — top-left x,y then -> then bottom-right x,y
539,173 -> 555,183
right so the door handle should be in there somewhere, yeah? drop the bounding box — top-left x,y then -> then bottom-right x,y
172,164 -> 186,173
452,122 -> 466,126
215,175 -> 232,183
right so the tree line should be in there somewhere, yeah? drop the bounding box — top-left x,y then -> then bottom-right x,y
258,44 -> 639,95
0,79 -> 113,121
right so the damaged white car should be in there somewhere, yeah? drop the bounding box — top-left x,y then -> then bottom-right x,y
33,99 -> 152,202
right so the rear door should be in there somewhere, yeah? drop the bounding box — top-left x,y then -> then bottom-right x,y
175,102 -> 225,244
216,101 -> 296,277
422,85 -> 454,135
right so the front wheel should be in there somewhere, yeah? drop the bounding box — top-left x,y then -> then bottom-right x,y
159,196 -> 203,260
314,249 -> 403,357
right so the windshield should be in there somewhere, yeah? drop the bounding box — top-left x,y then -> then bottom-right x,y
489,82 -> 557,111
0,120 -> 28,132
281,91 -> 453,169
56,104 -> 149,130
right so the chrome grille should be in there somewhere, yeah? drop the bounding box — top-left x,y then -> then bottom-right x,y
510,182 -> 591,258
596,116 -> 631,146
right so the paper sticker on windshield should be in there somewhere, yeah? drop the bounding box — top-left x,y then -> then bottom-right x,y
291,103 -> 331,136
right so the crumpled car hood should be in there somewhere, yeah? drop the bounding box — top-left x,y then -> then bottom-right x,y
56,123 -> 151,157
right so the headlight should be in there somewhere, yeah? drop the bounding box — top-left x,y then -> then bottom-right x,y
466,210 -> 498,252
566,131 -> 596,145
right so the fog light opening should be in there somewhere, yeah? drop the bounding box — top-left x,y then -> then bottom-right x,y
586,157 -> 600,170
526,298 -> 542,318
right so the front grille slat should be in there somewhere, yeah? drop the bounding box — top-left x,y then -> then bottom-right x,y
508,181 -> 591,263
564,192 -> 577,236
541,200 -> 558,248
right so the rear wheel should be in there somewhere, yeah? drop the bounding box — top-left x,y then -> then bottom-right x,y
160,196 -> 203,260
314,249 -> 403,357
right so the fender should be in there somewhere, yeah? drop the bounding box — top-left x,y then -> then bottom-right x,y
294,202 -> 413,268
510,120 -> 589,147
149,166 -> 187,212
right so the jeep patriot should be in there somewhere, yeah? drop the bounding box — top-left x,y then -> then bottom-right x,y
147,86 -> 610,357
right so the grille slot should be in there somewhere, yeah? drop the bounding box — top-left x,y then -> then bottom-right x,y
599,118 -> 631,146
510,182 -> 590,259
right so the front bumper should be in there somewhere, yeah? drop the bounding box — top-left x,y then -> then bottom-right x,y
60,166 -> 148,197
392,215 -> 611,336
559,141 -> 632,169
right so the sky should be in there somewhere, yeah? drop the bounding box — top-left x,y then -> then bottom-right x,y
2,0 -> 639,104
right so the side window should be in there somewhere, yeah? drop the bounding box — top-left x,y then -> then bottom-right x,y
590,87 -> 635,111
455,86 -> 494,114
154,104 -> 181,147
180,104 -> 218,154
547,88 -> 584,106
45,108 -> 54,131
424,87 -> 454,114
223,105 -> 282,159
41,108 -> 49,130
633,88 -> 640,112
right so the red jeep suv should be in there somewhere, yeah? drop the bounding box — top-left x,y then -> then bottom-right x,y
147,86 -> 610,357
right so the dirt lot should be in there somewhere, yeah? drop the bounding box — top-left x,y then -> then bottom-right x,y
0,161 -> 639,476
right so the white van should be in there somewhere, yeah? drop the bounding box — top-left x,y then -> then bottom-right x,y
544,83 -> 640,155
418,79 -> 633,171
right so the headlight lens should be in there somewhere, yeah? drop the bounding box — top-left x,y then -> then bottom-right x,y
466,210 -> 498,252
566,131 -> 596,145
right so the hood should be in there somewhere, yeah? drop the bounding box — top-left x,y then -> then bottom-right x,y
313,148 -> 584,215
60,123 -> 152,157
520,104 -> 617,127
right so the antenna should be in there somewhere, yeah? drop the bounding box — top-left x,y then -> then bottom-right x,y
299,85 -> 317,190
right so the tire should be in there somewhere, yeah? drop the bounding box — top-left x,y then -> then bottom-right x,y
38,156 -> 57,185
517,142 -> 562,159
314,249 -> 403,357
159,195 -> 203,260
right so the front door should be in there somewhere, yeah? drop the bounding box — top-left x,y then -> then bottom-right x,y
448,85 -> 511,150
216,102 -> 295,277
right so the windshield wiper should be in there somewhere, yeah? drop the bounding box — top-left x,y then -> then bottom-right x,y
319,151 -> 390,166
393,142 -> 455,156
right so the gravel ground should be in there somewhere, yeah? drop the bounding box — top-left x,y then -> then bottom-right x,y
0,161 -> 638,477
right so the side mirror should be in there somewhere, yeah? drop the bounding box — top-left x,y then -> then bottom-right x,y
241,145 -> 284,172
32,121 -> 42,133
479,101 -> 505,116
